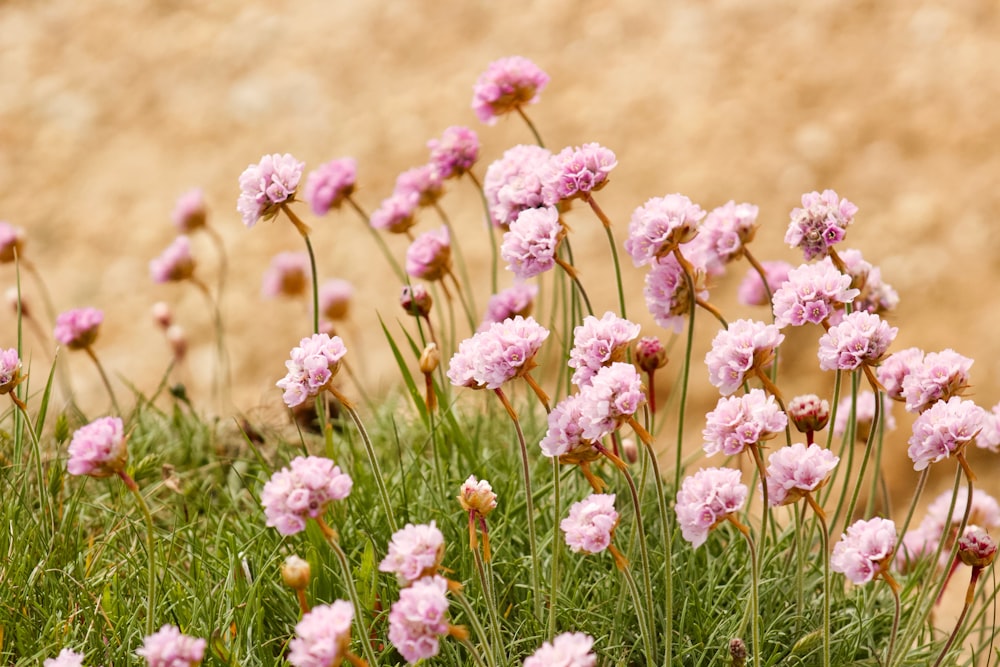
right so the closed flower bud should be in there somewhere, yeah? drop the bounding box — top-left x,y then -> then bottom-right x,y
729,638 -> 747,667
401,284 -> 433,318
420,343 -> 441,375
788,394 -> 831,433
152,301 -> 172,330
621,437 -> 639,464
635,336 -> 668,375
958,528 -> 997,569
166,325 -> 188,361
281,555 -> 312,590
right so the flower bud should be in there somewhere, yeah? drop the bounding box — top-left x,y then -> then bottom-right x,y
152,301 -> 172,329
0,222 -> 26,264
621,437 -> 639,464
635,336 -> 667,374
958,528 -> 997,569
729,638 -> 747,667
419,342 -> 441,375
281,554 -> 312,590
400,284 -> 433,318
5,287 -> 29,318
458,475 -> 497,516
166,324 -> 188,361
788,394 -> 830,434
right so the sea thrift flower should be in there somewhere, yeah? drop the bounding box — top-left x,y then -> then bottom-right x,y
260,455 -> 353,535
472,56 -> 549,124
0,221 -> 26,262
379,521 -> 446,586
901,349 -> 974,414
675,467 -> 748,548
958,529 -> 997,569
578,362 -> 646,442
568,312 -> 641,387
288,600 -> 354,667
54,307 -> 103,349
261,251 -> 310,299
699,200 -> 760,267
539,393 -> 590,458
705,319 -> 785,396
501,205 -> 564,279
784,189 -> 858,261
978,401 -> 1000,453
317,279 -> 353,321
447,316 -> 549,390
765,442 -> 839,506
458,476 -> 497,517
400,283 -> 433,318
0,348 -> 21,394
836,248 -> 899,316
370,191 -> 420,234
523,632 -> 596,667
907,396 -> 985,471
702,389 -> 787,457
737,260 -> 792,307
281,554 -> 311,590
67,416 -> 126,478
787,394 -> 831,434
136,624 -> 206,667
830,517 -> 897,585
44,649 -> 85,667
876,347 -> 925,402
833,391 -> 897,440
924,488 -> 1000,543
237,153 -> 305,228
643,253 -> 708,333
561,493 -> 619,554
635,336 -> 667,375
406,226 -> 452,280
479,283 -> 537,331
771,259 -> 859,328
395,164 -> 445,207
149,235 -> 196,283
482,144 -> 551,227
388,575 -> 451,663
275,333 -> 348,408
624,194 -> 706,267
304,158 -> 357,216
427,126 -> 479,179
540,142 -> 617,205
817,311 -> 897,371
171,188 -> 207,233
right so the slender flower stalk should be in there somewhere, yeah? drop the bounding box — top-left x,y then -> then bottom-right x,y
280,203 -> 321,334
119,470 -> 158,636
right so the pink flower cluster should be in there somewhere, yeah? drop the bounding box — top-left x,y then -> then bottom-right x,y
275,333 -> 348,408
817,311 -> 896,371
702,388 -> 787,457
830,517 -> 896,585
978,401 -> 1000,453
635,336 -> 667,374
765,442 -> 839,506
406,226 -> 451,280
447,316 -> 549,389
370,191 -> 419,234
304,158 -> 357,216
67,416 -> 127,478
771,259 -> 859,328
288,600 -> 354,667
501,206 -> 564,279
171,188 -> 207,233
698,200 -> 760,267
388,575 -> 451,664
261,251 -> 310,299
0,347 -> 21,393
624,194 -> 705,267
136,624 -> 206,667
427,126 -> 479,179
643,254 -> 707,333
523,632 -> 597,667
150,235 -> 196,284
54,307 -> 104,349
836,248 -> 899,318
539,393 -> 589,457
479,283 -> 537,331
704,319 -> 784,396
561,493 -> 618,554
737,260 -> 792,307
876,347 -> 925,402
394,164 -> 445,207
43,649 -> 85,667
675,467 -> 748,548
472,56 -> 549,124
907,396 -> 985,471
784,189 -> 858,261
379,521 -> 445,586
237,153 -> 304,228
540,143 -> 617,204
260,455 -> 353,535
317,279 -> 354,322
899,488 -> 1000,569
787,394 -> 830,434
577,363 -> 646,442
0,220 -> 26,263
483,144 -> 551,228
568,312 -> 641,387
879,347 -> 974,414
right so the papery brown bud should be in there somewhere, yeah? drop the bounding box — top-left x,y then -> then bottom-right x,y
420,342 -> 441,375
281,554 -> 311,590
729,638 -> 747,667
621,437 -> 639,464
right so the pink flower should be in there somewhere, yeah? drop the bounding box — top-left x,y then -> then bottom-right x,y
317,279 -> 354,321
67,416 -> 127,478
472,56 -> 549,125
561,493 -> 619,554
568,312 -> 641,387
304,158 -> 357,216
705,319 -> 784,396
958,528 -> 997,568
0,221 -> 26,263
447,316 -> 549,389
830,517 -> 897,585
784,189 -> 858,261
400,284 -> 433,318
787,394 -> 831,434
388,575 -> 451,664
501,205 -> 564,279
458,476 -> 497,516
765,442 -> 839,506
578,363 -> 646,442
924,487 -> 1000,540
817,311 -> 897,371
0,347 -> 21,394
136,625 -> 206,667
625,194 -> 706,267
44,649 -> 85,667
635,336 -> 667,374
427,126 -> 479,179
150,235 -> 196,284
907,396 -> 985,471
54,307 -> 104,349
523,632 -> 596,667
394,164 -> 445,207
702,388 -> 787,457
288,600 -> 354,667
836,248 -> 899,317
406,226 -> 452,281
833,391 -> 896,440
483,144 -> 551,228
771,259 -> 859,328
901,349 -> 973,414
643,254 -> 708,333
540,393 -> 590,457
978,401 -> 1000,453
699,200 -> 760,267
261,251 -> 310,299
276,333 -> 348,408
171,188 -> 207,233
479,283 -> 538,331
260,455 -> 353,535
379,521 -> 445,586
370,191 -> 420,234
675,467 -> 748,548
237,153 -> 304,228
541,143 -> 617,204
876,347 -> 924,402
737,260 -> 792,307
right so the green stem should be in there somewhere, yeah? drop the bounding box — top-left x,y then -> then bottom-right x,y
471,544 -> 504,665
585,194 -> 627,319
731,518 -> 761,667
465,171 -> 499,296
931,567 -> 981,667
434,203 -> 478,327
806,494 -> 831,667
674,269 -> 697,491
642,440 -> 673,666
454,588 -> 498,667
841,385 -> 882,529
618,556 -> 656,667
119,471 -> 157,636
549,456 -> 561,639
346,196 -> 407,283
10,394 -> 51,535
84,345 -> 120,414
323,525 -> 380,667
515,107 -> 545,147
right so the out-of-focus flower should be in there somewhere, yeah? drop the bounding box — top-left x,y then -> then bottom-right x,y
472,56 -> 549,125
784,189 -> 858,261
702,388 -> 787,457
479,283 -> 537,331
400,284 -> 433,318
281,555 -> 311,591
171,188 -> 207,233
379,521 -> 445,586
771,259 -> 859,328
304,158 -> 357,216
625,194 -> 705,267
317,279 -> 353,322
765,442 -> 839,506
830,517 -> 897,585
0,221 -> 26,263
388,575 -> 452,664
260,455 -> 352,535
67,416 -> 127,478
817,311 -> 896,371
483,144 -> 551,228
237,153 -> 304,228
568,312 -> 641,387
736,260 -> 792,307
136,624 -> 206,667
54,307 -> 104,350
523,632 -> 596,667
261,251 -> 310,299
288,601 -> 354,667
370,191 -> 420,234
151,301 -> 172,329
150,235 -> 196,284
428,126 -> 479,179
394,164 -> 445,208
705,319 -> 784,396
833,391 -> 896,441
635,337 -> 667,375
458,476 -> 497,517
406,226 -> 452,281
876,347 -> 925,402
907,396 -> 984,471
43,649 -> 85,667
275,333 -> 348,408
561,493 -> 618,554
675,467 -> 748,548
836,248 -> 899,317
540,143 -> 617,205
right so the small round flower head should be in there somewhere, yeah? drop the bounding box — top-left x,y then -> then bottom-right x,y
171,188 -> 207,233
765,442 -> 839,506
625,194 -> 706,267
44,649 -> 85,667
705,319 -> 785,396
261,251 -> 310,299
458,476 -> 497,516
541,143 -> 617,205
501,205 -> 564,279
836,248 -> 899,316
303,158 -> 356,216
136,624 -> 206,667
472,56 -> 549,125
675,467 -> 748,548
150,235 -> 196,284
54,307 -> 104,349
276,333 -> 348,408
635,336 -> 667,375
977,401 -> 1000,453
958,528 -> 997,569
907,396 -> 985,471
166,325 -> 187,361
406,226 -> 452,281
699,200 -> 760,266
260,455 -> 352,535
379,521 -> 446,586
830,517 -> 897,585
0,347 -> 22,394
394,164 -> 445,208
447,316 -> 549,389
151,301 -> 172,329
317,279 -> 353,322
788,394 -> 831,434
67,416 -> 127,478
288,600 -> 354,667
643,253 -> 709,333
388,575 -> 451,664
400,283 -> 433,318
6,287 -> 29,318
924,487 -> 1000,542
370,191 -> 420,234
540,393 -> 590,458
281,554 -> 311,590
237,153 -> 305,228
876,347 -> 925,402
702,388 -> 788,457
771,259 -> 860,328
578,362 -> 646,442
0,221 -> 26,263
817,311 -> 897,372
523,632 -> 597,667
737,260 -> 793,307
428,126 -> 479,179
833,391 -> 896,441
561,493 -> 619,554
569,312 -> 641,387
479,283 -> 538,331
483,144 -> 551,228
901,349 -> 974,414
784,189 -> 858,261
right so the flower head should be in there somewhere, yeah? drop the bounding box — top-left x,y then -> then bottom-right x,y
561,493 -> 619,554
817,311 -> 897,371
275,333 -> 348,408
771,259 -> 859,328
0,347 -> 22,394
406,226 -> 452,281
260,455 -> 352,535
317,279 -> 353,322
578,362 -> 646,442
501,205 -> 564,279
394,164 -> 445,207
281,555 -> 311,590
261,251 -> 310,299
171,188 -> 207,233
400,284 -> 433,318
876,347 -> 924,402
523,632 -> 597,667
675,467 -> 748,548
705,319 -> 784,396
958,529 -> 997,569
907,396 -> 985,471
136,625 -> 206,667
787,394 -> 831,434
765,442 -> 839,506
784,189 -> 858,260
901,349 -> 974,414
150,235 -> 196,283
483,144 -> 551,228
447,316 -> 549,390
0,221 -> 26,263
479,283 -> 538,331
635,336 -> 668,375
830,517 -> 897,585
472,56 -> 549,124
304,158 -> 357,216
625,194 -> 706,267
67,416 -> 127,478
288,600 -> 354,667
836,248 -> 899,317
568,312 -> 641,387
237,153 -> 304,228
643,253 -> 708,333
699,201 -> 760,266
541,143 -> 617,204
540,393 -> 590,458
388,575 -> 451,664
702,388 -> 787,457
923,487 -> 1000,545
370,191 -> 420,234
737,261 -> 792,307
458,476 -> 497,516
833,391 -> 896,441
54,307 -> 104,349
44,649 -> 85,667
977,401 -> 1000,453
379,521 -> 445,586
428,126 -> 480,179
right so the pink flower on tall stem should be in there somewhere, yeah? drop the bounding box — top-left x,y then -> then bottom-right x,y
523,632 -> 596,667
67,416 -> 127,478
446,316 -> 549,390
876,347 -> 925,402
907,396 -> 984,472
578,363 -> 647,443
816,310 -> 896,372
830,517 -> 897,586
260,455 -> 353,536
483,144 -> 551,228
0,347 -> 22,395
237,153 -> 305,228
900,349 -> 973,414
171,189 -> 207,233
150,235 -> 196,284
379,521 -> 446,586
472,56 -> 549,125
541,143 -> 617,205
784,189 -> 858,261
406,226 -> 452,281
643,253 -> 708,333
702,388 -> 787,457
54,307 -> 104,350
568,312 -> 641,387
0,221 -> 26,263
304,158 -> 357,216
699,200 -> 760,266
479,283 -> 537,331
288,600 -> 357,667
705,319 -> 784,396
427,126 -> 479,179
370,191 -> 420,234
394,164 -> 445,207
978,401 -> 1000,453
771,259 -> 859,329
675,467 -> 748,548
136,625 -> 206,667
765,442 -> 839,507
501,205 -> 565,279
561,493 -> 619,555
625,194 -> 706,267
459,475 -> 497,561
275,333 -> 348,408
261,251 -> 310,299
387,575 -> 454,664
317,279 -> 354,322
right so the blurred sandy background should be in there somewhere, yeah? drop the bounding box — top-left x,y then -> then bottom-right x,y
3,0 -> 1000,517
